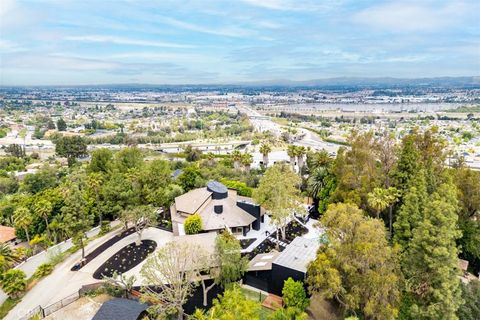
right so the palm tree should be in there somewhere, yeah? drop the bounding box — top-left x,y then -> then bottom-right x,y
206,152 -> 215,166
259,143 -> 272,168
87,172 -> 104,226
296,146 -> 306,170
0,243 -> 20,271
13,207 -> 33,243
287,145 -> 297,168
367,188 -> 390,219
33,199 -> 53,241
307,167 -> 329,199
231,150 -> 242,170
241,153 -> 253,172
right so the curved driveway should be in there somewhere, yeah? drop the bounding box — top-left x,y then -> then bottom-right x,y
6,228 -> 173,320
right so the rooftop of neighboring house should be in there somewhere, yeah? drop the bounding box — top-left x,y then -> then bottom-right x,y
171,181 -> 264,231
0,225 -> 16,243
92,298 -> 148,320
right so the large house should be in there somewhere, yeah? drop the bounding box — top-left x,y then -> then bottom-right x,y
170,181 -> 265,236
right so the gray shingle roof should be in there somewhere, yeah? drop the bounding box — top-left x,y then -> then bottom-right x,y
92,298 -> 148,320
174,188 -> 212,214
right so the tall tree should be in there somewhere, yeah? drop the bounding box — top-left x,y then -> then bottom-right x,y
295,146 -> 306,171
367,187 -> 399,235
140,242 -> 205,320
374,131 -> 398,188
199,231 -> 249,306
287,145 -> 297,168
259,143 -> 272,167
458,280 -> 480,320
253,163 -> 302,242
241,152 -> 253,172
61,183 -> 93,259
454,165 -> 480,220
56,118 -> 67,131
307,203 -> 400,320
331,131 -> 380,210
231,150 -> 242,170
393,171 -> 428,250
86,172 -> 104,225
114,147 -> 143,173
13,207 -> 33,242
54,135 -> 88,167
120,205 -> 157,245
402,182 -> 462,319
33,199 -> 53,241
88,148 -> 113,174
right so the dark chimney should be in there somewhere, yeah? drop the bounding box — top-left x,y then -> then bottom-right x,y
214,205 -> 223,214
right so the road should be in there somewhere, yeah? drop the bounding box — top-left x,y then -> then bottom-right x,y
237,104 -> 342,155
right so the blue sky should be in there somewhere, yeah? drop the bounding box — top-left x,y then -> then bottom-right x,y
1,0 -> 479,85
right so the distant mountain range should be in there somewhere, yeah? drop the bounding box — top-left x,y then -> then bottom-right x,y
234,76 -> 480,88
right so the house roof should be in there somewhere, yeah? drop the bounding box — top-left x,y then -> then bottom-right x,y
248,251 -> 280,272
174,188 -> 212,214
199,198 -> 257,230
0,226 -> 16,243
273,237 -> 320,273
174,233 -> 217,254
92,298 -> 148,320
172,184 -> 261,230
459,259 -> 469,272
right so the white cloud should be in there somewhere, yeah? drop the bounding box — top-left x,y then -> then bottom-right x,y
155,15 -> 255,38
63,35 -> 195,48
239,0 -> 340,11
0,39 -> 21,52
353,1 -> 473,32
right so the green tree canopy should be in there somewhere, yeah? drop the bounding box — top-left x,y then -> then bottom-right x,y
282,277 -> 309,311
307,203 -> 400,320
253,163 -> 302,241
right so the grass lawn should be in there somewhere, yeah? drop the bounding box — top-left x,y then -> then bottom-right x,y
0,297 -> 21,319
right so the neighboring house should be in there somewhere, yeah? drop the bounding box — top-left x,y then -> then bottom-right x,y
0,225 -> 16,244
170,181 -> 265,236
245,237 -> 320,295
92,298 -> 148,320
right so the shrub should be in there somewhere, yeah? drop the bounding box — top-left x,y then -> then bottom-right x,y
282,277 -> 309,311
33,263 -> 54,279
0,269 -> 27,298
100,220 -> 111,235
184,214 -> 202,235
220,179 -> 253,197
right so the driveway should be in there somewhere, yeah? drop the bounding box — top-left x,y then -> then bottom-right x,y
6,227 -> 173,320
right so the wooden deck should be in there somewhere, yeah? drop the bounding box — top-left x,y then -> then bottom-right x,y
261,294 -> 284,310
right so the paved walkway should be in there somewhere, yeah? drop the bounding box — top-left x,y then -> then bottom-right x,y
6,227 -> 173,320
237,215 -> 277,253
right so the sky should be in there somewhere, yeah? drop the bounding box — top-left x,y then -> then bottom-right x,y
0,0 -> 479,85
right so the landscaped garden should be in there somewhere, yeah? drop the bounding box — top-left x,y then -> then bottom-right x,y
270,220 -> 308,244
71,227 -> 136,271
93,240 -> 157,279
239,238 -> 256,250
244,238 -> 283,260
